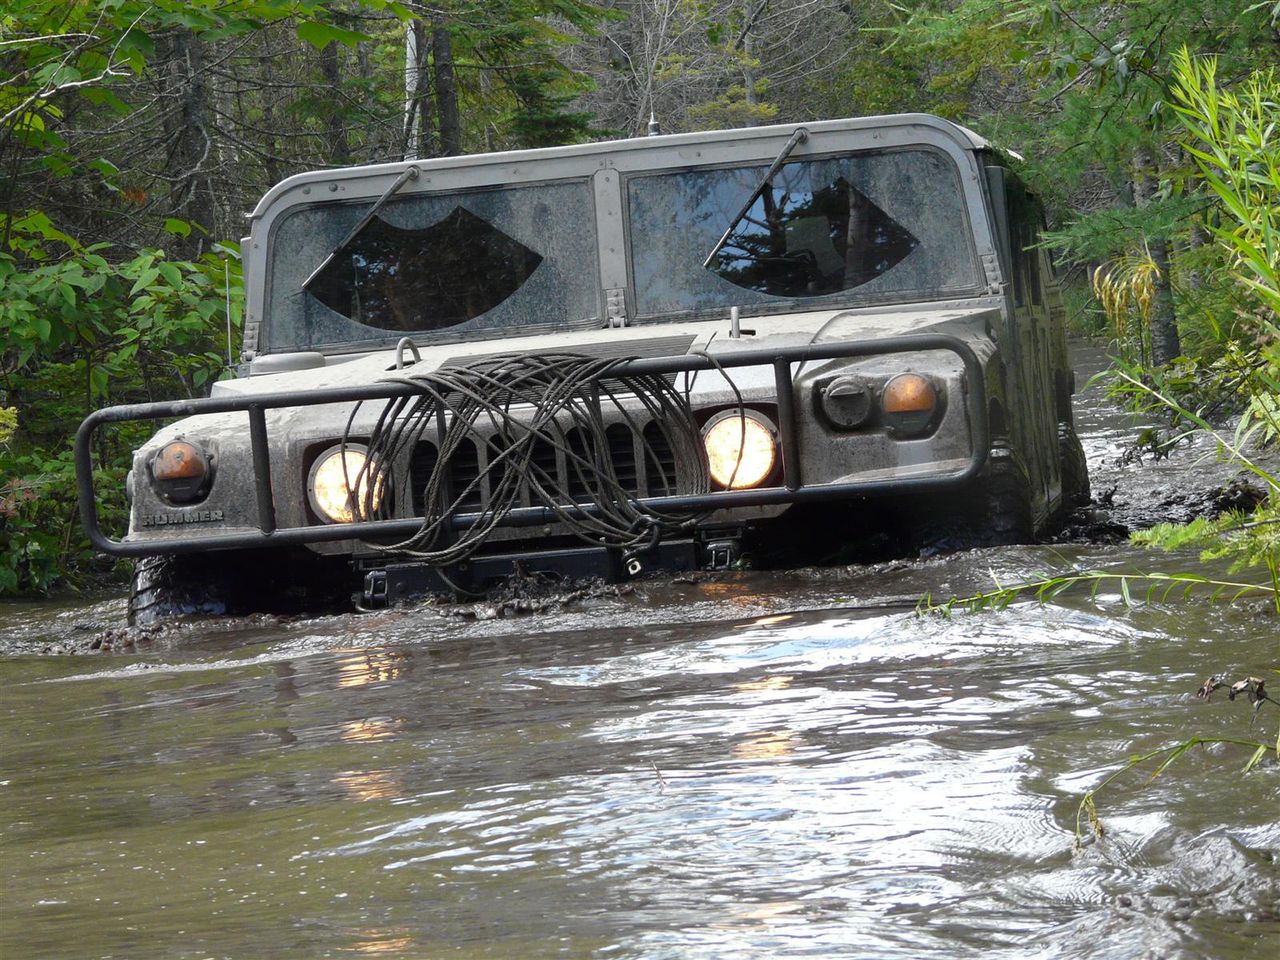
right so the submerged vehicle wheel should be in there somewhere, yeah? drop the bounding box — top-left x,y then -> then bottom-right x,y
980,445 -> 1035,544
1058,424 -> 1090,510
914,443 -> 1034,554
128,549 -> 355,626
128,554 -> 232,626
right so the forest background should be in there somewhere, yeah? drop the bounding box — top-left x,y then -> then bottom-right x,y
1,0 -> 1277,596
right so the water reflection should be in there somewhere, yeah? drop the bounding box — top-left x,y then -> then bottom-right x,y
337,650 -> 409,688
2,572 -> 1278,959
333,770 -> 403,803
732,729 -> 802,761
734,675 -> 794,693
339,718 -> 400,743
349,930 -> 416,954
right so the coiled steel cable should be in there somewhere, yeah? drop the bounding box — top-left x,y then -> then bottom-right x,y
338,352 -> 722,567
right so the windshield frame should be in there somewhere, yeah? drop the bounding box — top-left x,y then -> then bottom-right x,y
620,143 -> 984,325
245,116 -> 999,361
260,176 -> 603,356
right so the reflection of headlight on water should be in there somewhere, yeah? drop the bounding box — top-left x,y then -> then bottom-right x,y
702,412 -> 777,488
733,730 -> 801,761
308,445 -> 385,523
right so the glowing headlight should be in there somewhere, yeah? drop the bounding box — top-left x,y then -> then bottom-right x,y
307,444 -> 385,524
703,412 -> 777,489
882,373 -> 940,437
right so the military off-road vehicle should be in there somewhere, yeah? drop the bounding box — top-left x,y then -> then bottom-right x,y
76,114 -> 1087,623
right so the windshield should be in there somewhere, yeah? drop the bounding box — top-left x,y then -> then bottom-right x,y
627,148 -> 980,317
266,179 -> 599,352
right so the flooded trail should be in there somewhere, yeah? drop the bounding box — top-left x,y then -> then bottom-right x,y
2,347 -> 1278,959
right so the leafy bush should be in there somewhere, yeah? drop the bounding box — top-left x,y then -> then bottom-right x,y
0,219 -> 240,596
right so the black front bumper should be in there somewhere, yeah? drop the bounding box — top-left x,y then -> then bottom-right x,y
76,334 -> 989,558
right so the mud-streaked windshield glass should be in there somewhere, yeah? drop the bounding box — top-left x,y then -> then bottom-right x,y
266,180 -> 599,351
628,148 -> 979,317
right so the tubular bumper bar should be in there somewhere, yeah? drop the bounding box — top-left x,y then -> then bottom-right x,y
76,335 -> 988,557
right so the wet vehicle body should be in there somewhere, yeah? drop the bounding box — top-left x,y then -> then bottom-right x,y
75,114 -> 1087,621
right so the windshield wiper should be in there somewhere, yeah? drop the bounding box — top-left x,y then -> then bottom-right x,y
701,127 -> 809,270
302,165 -> 421,291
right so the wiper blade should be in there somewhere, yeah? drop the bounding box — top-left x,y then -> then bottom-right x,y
701,127 -> 809,270
302,165 -> 421,292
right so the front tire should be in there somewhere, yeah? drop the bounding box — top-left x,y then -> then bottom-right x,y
128,548 -> 355,626
128,554 -> 230,626
1058,424 -> 1090,511
915,443 -> 1034,554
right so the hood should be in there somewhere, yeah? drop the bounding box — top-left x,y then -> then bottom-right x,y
213,299 -> 1001,400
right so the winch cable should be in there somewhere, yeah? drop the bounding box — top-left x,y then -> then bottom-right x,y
337,352 -> 735,567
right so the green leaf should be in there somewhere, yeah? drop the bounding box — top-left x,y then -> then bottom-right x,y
296,20 -> 371,49
1243,743 -> 1267,772
163,218 -> 192,238
128,268 -> 160,296
157,262 -> 183,288
89,365 -> 109,399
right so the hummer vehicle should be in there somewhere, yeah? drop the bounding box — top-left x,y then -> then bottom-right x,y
75,114 -> 1088,624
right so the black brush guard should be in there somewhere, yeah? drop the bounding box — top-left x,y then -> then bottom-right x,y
76,335 -> 988,557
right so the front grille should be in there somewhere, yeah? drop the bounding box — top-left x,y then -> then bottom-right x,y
408,418 -> 678,515
642,421 -> 678,495
409,437 -> 485,513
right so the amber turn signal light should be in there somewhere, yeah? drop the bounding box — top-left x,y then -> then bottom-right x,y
881,374 -> 940,437
149,439 -> 211,504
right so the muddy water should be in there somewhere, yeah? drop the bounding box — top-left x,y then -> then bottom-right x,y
2,348 -> 1278,959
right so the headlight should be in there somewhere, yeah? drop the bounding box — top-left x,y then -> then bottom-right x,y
881,373 -> 940,437
308,444 -> 385,523
702,411 -> 777,489
149,439 -> 211,504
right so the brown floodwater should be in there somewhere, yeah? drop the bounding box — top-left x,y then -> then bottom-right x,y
1,348 -> 1277,959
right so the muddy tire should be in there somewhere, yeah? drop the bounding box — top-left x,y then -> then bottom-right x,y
915,443 -> 1034,554
129,549 -> 354,626
128,554 -> 231,626
1058,424 -> 1090,510
980,446 -> 1035,543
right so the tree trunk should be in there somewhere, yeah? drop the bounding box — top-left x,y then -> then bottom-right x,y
256,30 -> 284,185
1132,148 -> 1181,365
357,39 -> 380,158
169,29 -> 217,255
1185,221 -> 1208,291
402,20 -> 435,160
417,67 -> 436,161
319,41 -> 349,165
433,23 -> 461,156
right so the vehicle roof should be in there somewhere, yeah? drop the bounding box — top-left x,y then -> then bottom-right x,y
247,113 -> 993,221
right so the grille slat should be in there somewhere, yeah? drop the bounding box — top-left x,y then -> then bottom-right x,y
447,438 -> 483,511
606,424 -> 639,494
408,418 -> 679,516
642,421 -> 678,496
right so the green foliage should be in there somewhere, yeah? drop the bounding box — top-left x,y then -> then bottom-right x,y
1041,196 -> 1205,265
0,407 -> 15,446
1074,717 -> 1277,848
1168,48 -> 1280,322
0,213 -> 240,596
920,568 -> 1278,617
1134,513 -> 1280,579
